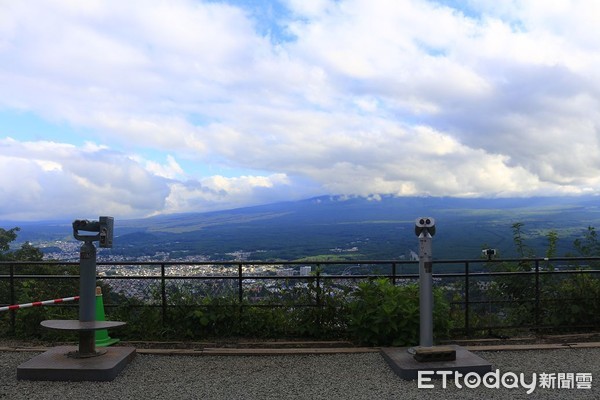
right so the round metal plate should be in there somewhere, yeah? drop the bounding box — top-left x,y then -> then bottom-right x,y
41,320 -> 126,331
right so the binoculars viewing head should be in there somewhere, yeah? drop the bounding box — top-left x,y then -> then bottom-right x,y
72,216 -> 114,248
415,217 -> 436,237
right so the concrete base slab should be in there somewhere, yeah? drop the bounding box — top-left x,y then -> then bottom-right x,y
381,345 -> 491,380
17,346 -> 136,381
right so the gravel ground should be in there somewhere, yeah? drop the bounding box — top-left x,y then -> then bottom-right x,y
1,349 -> 598,399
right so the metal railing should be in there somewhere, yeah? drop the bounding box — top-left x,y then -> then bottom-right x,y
1,257 -> 600,337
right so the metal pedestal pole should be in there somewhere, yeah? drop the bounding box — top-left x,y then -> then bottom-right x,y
418,234 -> 433,348
73,240 -> 105,357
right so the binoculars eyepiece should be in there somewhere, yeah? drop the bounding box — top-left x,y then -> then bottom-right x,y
73,219 -> 100,232
415,217 -> 436,237
482,248 -> 497,259
72,216 -> 114,248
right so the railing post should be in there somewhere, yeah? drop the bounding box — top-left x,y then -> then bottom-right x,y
238,263 -> 243,303
315,265 -> 321,333
464,261 -> 470,337
315,265 -> 321,307
535,259 -> 540,329
237,263 -> 244,336
9,263 -> 15,335
391,262 -> 397,285
161,264 -> 167,326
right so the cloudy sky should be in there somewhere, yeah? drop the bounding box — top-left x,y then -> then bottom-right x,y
1,0 -> 599,221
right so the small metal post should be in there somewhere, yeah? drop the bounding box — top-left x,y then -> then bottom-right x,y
238,263 -> 243,303
464,261 -> 470,337
315,267 -> 322,334
236,263 -> 244,335
161,264 -> 167,326
315,266 -> 321,307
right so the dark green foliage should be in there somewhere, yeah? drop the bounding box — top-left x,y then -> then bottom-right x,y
11,306 -> 78,341
347,279 -> 451,346
0,228 -> 19,254
170,298 -> 239,338
0,227 -> 79,337
0,273 -> 80,338
239,305 -> 290,338
542,272 -> 600,327
545,230 -> 559,259
12,242 -> 44,261
107,298 -> 165,339
573,226 -> 600,257
0,227 -> 43,261
476,224 -> 600,336
278,278 -> 351,338
103,278 -> 451,344
114,278 -> 352,341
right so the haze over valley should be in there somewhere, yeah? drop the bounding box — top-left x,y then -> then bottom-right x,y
5,195 -> 599,263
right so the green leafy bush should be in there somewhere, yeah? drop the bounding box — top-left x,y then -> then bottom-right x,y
347,278 -> 450,346
542,271 -> 600,328
278,279 -> 351,338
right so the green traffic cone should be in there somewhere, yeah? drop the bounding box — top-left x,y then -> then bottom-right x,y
95,286 -> 120,347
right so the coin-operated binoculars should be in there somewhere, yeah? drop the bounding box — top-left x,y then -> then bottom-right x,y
415,217 -> 435,348
18,217 -> 135,382
40,216 -> 124,358
380,218 -> 492,378
482,248 -> 497,261
72,217 -> 115,342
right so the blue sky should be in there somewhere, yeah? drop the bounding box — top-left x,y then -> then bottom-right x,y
1,0 -> 599,220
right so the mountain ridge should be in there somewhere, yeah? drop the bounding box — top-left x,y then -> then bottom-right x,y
3,194 -> 600,260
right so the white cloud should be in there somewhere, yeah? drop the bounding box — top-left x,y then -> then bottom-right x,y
162,173 -> 294,215
132,154 -> 185,180
1,0 -> 600,220
0,138 -> 301,220
0,138 -> 169,219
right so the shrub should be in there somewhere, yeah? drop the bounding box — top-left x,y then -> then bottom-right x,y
347,278 -> 450,346
542,271 -> 600,328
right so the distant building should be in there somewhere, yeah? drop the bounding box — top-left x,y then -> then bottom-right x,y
299,266 -> 312,276
410,250 -> 419,261
277,268 -> 295,276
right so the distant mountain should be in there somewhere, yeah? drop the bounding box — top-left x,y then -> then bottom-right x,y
3,195 -> 600,260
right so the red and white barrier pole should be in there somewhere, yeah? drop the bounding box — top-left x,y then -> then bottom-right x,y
0,296 -> 79,312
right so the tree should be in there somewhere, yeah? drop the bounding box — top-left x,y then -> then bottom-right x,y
0,227 -> 43,261
573,226 -> 600,257
0,227 -> 20,257
511,222 -> 534,257
12,242 -> 44,261
545,230 -> 559,259
0,227 -> 77,338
